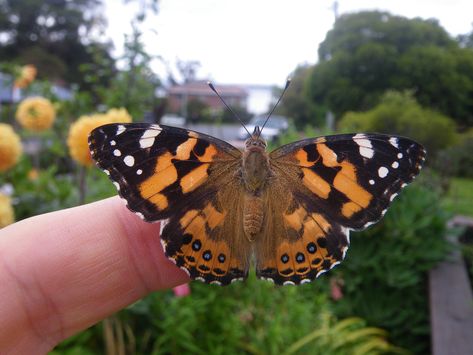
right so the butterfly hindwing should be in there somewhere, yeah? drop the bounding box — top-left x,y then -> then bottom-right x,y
161,183 -> 251,285
255,179 -> 350,285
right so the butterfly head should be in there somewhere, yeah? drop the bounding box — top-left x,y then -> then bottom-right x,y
245,126 -> 267,151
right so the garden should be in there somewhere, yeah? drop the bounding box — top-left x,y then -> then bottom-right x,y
1,2 -> 473,354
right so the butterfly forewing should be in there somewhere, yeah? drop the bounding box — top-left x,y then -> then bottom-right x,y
270,133 -> 426,230
89,123 -> 241,221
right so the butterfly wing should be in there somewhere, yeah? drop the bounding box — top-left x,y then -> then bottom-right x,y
255,133 -> 426,285
89,123 -> 251,284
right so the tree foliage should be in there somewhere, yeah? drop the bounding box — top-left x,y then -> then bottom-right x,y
309,11 -> 473,127
275,65 -> 325,129
339,91 -> 457,156
0,0 -> 114,87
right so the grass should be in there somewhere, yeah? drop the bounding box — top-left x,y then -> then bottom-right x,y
442,177 -> 473,217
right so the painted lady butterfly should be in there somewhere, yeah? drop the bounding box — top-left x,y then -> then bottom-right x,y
89,93 -> 425,286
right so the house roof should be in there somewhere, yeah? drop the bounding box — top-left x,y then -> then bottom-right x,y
168,81 -> 248,97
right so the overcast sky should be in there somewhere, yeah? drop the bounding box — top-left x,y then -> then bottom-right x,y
105,0 -> 473,86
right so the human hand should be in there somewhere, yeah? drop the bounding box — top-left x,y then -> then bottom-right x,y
0,197 -> 189,353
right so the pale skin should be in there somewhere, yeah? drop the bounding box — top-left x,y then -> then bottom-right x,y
0,197 -> 189,354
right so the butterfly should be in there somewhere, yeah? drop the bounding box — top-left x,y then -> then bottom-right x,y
88,120 -> 425,286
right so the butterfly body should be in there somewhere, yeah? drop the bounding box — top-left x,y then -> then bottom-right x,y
89,123 -> 425,286
240,127 -> 272,240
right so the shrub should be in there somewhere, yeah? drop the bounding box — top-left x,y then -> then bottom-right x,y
433,132 -> 473,178
339,91 -> 457,156
52,274 -> 404,355
331,183 -> 451,353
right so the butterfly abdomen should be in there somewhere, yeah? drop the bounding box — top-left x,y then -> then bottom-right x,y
243,194 -> 264,241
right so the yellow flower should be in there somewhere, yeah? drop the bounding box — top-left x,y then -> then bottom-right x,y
67,115 -> 111,167
67,109 -> 132,167
0,123 -> 22,172
106,107 -> 133,123
27,168 -> 40,181
0,193 -> 15,228
14,65 -> 37,89
16,97 -> 56,132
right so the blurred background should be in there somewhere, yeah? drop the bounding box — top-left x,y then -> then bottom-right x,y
0,0 -> 472,354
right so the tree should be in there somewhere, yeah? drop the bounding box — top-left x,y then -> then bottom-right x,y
176,60 -> 201,83
275,64 -> 325,129
308,11 -> 473,127
103,25 -> 161,120
457,25 -> 473,48
0,0 -> 114,87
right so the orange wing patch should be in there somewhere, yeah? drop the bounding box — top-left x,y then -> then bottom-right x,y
138,139 -> 220,211
302,169 -> 331,199
138,152 -> 177,210
317,143 -> 373,213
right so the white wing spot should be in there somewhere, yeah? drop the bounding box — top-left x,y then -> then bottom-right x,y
116,125 -> 126,135
342,246 -> 349,259
316,269 -> 327,278
140,127 -> 161,149
390,193 -> 398,202
389,137 -> 399,148
180,267 -> 190,276
103,169 -> 110,176
135,212 -> 145,220
160,238 -> 167,250
391,161 -> 399,169
378,166 -> 389,178
283,280 -> 295,286
113,182 -> 120,190
369,179 -> 375,185
136,169 -> 143,175
330,261 -> 341,269
124,155 -> 135,167
363,221 -> 376,229
354,134 -> 374,159
262,277 -> 275,284
342,227 -> 351,244
359,146 -> 374,159
160,219 -> 169,235
110,140 -> 116,146
397,152 -> 403,159
113,149 -> 121,157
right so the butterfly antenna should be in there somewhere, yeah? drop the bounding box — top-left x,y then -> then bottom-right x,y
258,78 -> 291,138
207,81 -> 251,137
